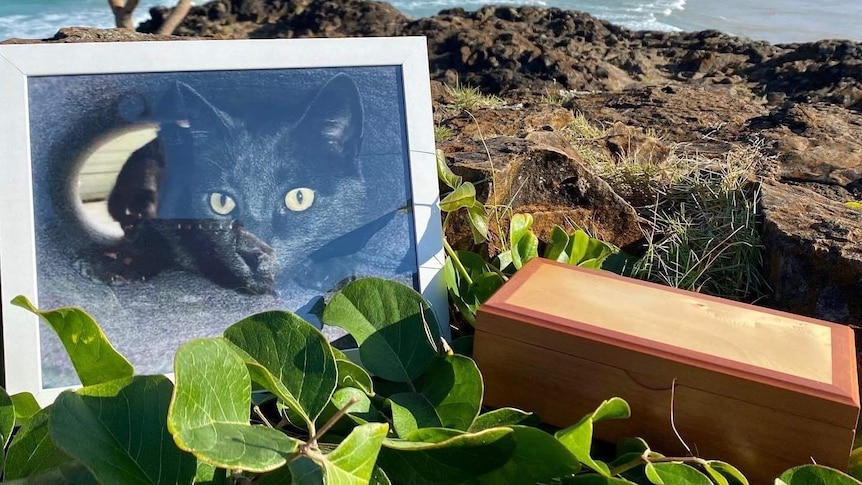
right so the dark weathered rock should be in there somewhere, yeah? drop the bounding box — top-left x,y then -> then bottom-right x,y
0,27 -> 188,44
760,182 -> 862,323
760,103 -> 862,186
440,131 -> 643,253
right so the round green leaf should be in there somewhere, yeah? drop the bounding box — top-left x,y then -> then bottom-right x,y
470,425 -> 581,485
566,476 -> 639,484
704,460 -> 748,485
321,278 -> 441,382
388,355 -> 483,436
10,392 -> 40,427
5,407 -> 72,480
469,408 -> 537,432
223,310 -> 337,427
467,201 -> 489,244
379,427 -> 515,485
436,149 -> 462,190
646,462 -> 712,485
440,182 -> 477,212
555,398 -> 631,476
12,296 -> 133,386
778,465 -> 862,485
321,423 -> 389,483
167,338 -> 300,472
0,385 -> 15,455
49,376 -> 196,485
336,358 -> 374,395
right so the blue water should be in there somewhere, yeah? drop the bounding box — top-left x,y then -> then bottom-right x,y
0,0 -> 860,44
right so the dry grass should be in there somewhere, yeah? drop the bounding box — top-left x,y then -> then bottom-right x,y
566,116 -> 769,301
446,83 -> 505,111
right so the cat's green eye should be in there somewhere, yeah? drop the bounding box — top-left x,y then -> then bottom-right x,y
285,188 -> 315,212
209,192 -> 236,215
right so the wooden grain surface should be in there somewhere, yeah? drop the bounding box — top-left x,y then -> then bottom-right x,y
475,330 -> 855,485
505,262 -> 833,383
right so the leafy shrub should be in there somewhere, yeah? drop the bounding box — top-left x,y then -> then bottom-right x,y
2,280 -> 860,484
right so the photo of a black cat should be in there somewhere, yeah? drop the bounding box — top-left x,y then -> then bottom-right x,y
28,68 -> 418,388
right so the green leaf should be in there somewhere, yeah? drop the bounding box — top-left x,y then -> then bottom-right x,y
12,296 -> 133,386
568,230 -> 590,265
778,465 -> 862,485
440,182 -> 477,212
467,201 -> 489,244
469,408 -> 537,432
194,461 -> 230,485
645,462 -> 712,485
320,423 -> 389,484
451,336 -> 474,356
371,467 -> 391,485
545,225 -> 571,262
5,407 -> 72,480
436,149 -> 462,189
509,214 -> 538,269
329,387 -> 384,425
49,376 -> 196,485
390,393 -> 440,436
564,476 -> 638,484
223,310 -> 337,428
4,461 -> 97,484
555,397 -> 631,476
469,425 -> 580,485
337,358 -> 374,395
289,457 -> 324,485
0,386 -> 15,460
704,461 -> 748,485
615,437 -> 650,457
378,427 -> 515,485
167,338 -> 300,472
388,354 -> 482,436
851,447 -> 862,482
10,391 -> 41,427
322,278 -> 441,383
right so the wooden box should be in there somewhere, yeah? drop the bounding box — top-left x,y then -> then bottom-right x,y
474,258 -> 860,484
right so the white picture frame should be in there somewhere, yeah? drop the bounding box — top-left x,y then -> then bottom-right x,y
0,37 -> 446,405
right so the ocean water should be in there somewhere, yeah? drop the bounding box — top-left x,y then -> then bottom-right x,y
0,0 -> 860,45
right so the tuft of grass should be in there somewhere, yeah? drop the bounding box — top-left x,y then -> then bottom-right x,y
435,125 -> 456,142
446,83 -> 504,111
565,112 -> 769,301
565,112 -> 607,141
540,88 -> 578,107
631,145 -> 768,301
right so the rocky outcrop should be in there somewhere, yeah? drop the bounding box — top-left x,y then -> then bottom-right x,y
143,1 -> 862,110
760,182 -> 862,323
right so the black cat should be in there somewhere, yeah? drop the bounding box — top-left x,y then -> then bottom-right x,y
87,74 -> 368,295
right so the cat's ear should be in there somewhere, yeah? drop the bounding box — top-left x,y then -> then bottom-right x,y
295,74 -> 364,161
174,82 -> 236,139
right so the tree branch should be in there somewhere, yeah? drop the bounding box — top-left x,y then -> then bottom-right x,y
106,0 -> 140,30
157,0 -> 193,35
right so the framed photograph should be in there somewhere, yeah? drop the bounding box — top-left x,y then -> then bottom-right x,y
0,37 -> 446,404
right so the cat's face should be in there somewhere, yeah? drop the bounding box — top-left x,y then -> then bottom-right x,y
156,75 -> 368,270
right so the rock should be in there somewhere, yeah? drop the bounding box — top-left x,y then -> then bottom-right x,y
760,103 -> 862,186
760,182 -> 862,323
0,27 -> 187,43
440,132 -> 643,253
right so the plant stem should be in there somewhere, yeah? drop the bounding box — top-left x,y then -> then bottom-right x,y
306,397 -> 358,449
608,450 -> 709,477
253,405 -> 273,429
443,238 -> 474,286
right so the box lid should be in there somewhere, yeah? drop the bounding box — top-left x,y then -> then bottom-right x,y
477,258 -> 860,427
